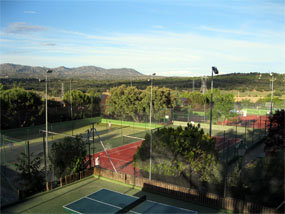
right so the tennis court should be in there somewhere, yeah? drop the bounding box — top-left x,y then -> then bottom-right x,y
90,140 -> 143,175
63,188 -> 198,214
1,176 -> 221,213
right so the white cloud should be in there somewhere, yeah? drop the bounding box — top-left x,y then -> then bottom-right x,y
1,27 -> 284,76
152,25 -> 164,29
24,11 -> 37,14
4,22 -> 47,34
200,25 -> 256,36
40,43 -> 56,46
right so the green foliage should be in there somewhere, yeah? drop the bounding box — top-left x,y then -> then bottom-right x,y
63,89 -> 91,119
106,85 -> 143,121
242,150 -> 284,206
273,90 -> 282,97
0,83 -> 4,92
264,109 -> 285,155
205,89 -> 235,120
141,86 -> 177,118
184,91 -> 206,104
2,73 -> 285,95
228,159 -> 243,188
15,152 -> 45,194
237,99 -> 255,108
106,85 -> 177,122
134,124 -> 222,183
0,87 -> 43,129
88,89 -> 101,117
49,136 -> 87,178
256,96 -> 284,108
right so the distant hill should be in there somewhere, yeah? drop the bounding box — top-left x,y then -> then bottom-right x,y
0,63 -> 144,80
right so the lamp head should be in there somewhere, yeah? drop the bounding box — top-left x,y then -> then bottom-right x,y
47,70 -> 53,73
212,67 -> 219,74
152,73 -> 156,76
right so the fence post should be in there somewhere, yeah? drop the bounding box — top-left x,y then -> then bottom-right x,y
121,118 -> 123,143
27,141 -> 30,174
244,122 -> 247,144
2,135 -> 6,166
223,131 -> 229,198
265,120 -> 267,134
187,105 -> 191,122
252,122 -> 254,147
46,182 -> 49,191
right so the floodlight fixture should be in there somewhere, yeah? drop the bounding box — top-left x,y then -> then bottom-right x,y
212,66 -> 219,74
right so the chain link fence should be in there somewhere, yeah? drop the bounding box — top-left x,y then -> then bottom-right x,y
0,104 -> 275,207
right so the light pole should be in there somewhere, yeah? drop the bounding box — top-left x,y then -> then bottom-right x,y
45,69 -> 52,175
209,66 -> 219,137
70,80 -> 73,120
149,73 -> 156,180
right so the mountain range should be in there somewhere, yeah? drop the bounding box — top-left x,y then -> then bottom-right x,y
0,63 -> 144,79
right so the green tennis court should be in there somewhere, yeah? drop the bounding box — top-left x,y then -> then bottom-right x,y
63,188 -> 198,214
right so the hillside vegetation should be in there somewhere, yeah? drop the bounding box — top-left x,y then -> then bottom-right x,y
1,72 -> 284,97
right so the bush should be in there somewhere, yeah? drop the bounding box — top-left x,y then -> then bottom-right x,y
49,136 -> 87,178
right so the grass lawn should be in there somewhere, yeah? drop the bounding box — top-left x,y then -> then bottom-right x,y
1,175 -> 229,214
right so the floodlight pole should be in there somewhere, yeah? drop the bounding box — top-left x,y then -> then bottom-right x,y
45,70 -> 52,182
70,80 -> 73,120
149,73 -> 156,180
209,67 -> 218,137
45,70 -> 52,163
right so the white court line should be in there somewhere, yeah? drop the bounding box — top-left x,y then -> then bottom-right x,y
105,189 -> 198,214
85,195 -> 140,214
62,206 -> 83,214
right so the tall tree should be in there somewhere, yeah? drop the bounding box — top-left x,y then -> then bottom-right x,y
205,89 -> 235,121
1,87 -> 43,129
49,136 -> 87,178
15,152 -> 45,195
63,90 -> 91,119
106,85 -> 142,121
140,86 -> 177,120
134,124 -> 223,183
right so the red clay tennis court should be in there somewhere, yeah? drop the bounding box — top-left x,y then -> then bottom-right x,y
89,140 -> 143,175
218,115 -> 268,129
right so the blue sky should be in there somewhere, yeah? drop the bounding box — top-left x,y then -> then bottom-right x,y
0,0 -> 284,76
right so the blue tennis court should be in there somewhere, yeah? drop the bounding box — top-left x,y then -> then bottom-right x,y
63,188 -> 198,213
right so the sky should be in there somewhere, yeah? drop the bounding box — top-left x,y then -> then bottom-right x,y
0,0 -> 284,76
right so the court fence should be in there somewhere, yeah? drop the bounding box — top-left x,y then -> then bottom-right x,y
0,113 -> 272,208
31,167 -> 278,213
